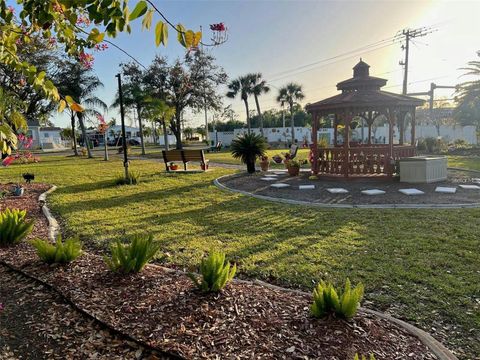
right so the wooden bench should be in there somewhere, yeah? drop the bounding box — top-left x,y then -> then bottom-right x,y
162,149 -> 209,172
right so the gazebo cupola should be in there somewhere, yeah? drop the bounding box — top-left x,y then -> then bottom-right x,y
336,59 -> 387,92
306,59 -> 424,178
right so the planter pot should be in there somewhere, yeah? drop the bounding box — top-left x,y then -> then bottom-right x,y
13,187 -> 24,196
287,166 -> 300,176
169,164 -> 179,171
260,162 -> 269,172
201,163 -> 209,171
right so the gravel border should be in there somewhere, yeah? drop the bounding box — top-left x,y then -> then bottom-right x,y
214,172 -> 480,209
15,185 -> 456,360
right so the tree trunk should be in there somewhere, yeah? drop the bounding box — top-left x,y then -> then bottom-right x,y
290,102 -> 295,143
254,94 -> 264,136
246,159 -> 255,173
243,99 -> 251,134
136,105 -> 146,155
77,112 -> 93,158
162,120 -> 169,151
172,111 -> 183,150
70,111 -> 78,156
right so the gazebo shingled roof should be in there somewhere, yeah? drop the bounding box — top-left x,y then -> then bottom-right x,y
306,59 -> 424,178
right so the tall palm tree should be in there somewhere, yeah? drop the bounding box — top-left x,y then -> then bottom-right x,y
250,73 -> 270,136
57,61 -> 107,158
455,52 -> 480,126
226,75 -> 254,133
144,99 -> 175,151
277,83 -> 305,143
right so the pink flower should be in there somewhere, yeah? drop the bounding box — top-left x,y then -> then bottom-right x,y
7,6 -> 15,14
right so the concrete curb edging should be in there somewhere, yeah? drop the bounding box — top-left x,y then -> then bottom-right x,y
38,185 -> 59,241
214,173 -> 480,209
26,184 -> 457,359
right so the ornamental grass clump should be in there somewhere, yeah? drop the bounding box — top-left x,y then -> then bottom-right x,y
0,208 -> 34,247
188,251 -> 236,292
104,234 -> 160,273
311,278 -> 364,319
115,170 -> 141,185
31,235 -> 83,264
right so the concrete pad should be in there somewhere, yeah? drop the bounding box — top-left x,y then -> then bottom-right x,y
459,184 -> 480,190
299,185 -> 315,190
264,175 -> 278,178
273,171 -> 287,175
326,188 -> 349,194
472,178 -> 480,184
361,189 -> 386,196
399,188 -> 425,195
435,186 -> 457,194
270,183 -> 290,189
261,177 -> 277,181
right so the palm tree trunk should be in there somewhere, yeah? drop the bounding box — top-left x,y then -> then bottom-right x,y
254,94 -> 264,136
290,102 -> 295,144
243,99 -> 251,134
136,105 -> 146,155
162,120 -> 169,151
77,112 -> 93,158
70,111 -> 78,156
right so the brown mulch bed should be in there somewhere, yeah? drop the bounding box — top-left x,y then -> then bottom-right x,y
0,183 -> 439,359
0,265 -> 168,360
221,170 -> 480,205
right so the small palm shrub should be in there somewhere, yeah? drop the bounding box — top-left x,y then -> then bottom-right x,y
104,234 -> 160,273
115,170 -> 141,185
188,251 -> 236,292
31,236 -> 83,264
354,353 -> 376,360
0,209 -> 34,247
231,133 -> 267,173
311,278 -> 364,319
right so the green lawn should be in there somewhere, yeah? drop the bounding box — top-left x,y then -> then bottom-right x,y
448,155 -> 480,171
1,155 -> 479,359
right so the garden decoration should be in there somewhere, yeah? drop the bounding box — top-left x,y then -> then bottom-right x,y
169,162 -> 179,171
12,184 -> 24,196
259,155 -> 270,171
285,159 -> 301,176
22,173 -> 34,183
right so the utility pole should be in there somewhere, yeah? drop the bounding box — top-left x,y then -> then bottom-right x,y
116,73 -> 129,180
398,27 -> 436,95
200,25 -> 210,146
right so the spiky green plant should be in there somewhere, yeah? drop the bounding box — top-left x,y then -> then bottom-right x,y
311,278 -> 364,319
31,235 -> 83,264
188,251 -> 237,292
0,208 -> 34,247
104,234 -> 160,273
354,353 -> 376,360
115,170 -> 141,185
230,133 -> 267,173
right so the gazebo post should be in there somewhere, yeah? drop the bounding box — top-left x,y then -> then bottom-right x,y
367,111 -> 373,145
312,112 -> 319,174
333,115 -> 338,146
399,111 -> 405,146
388,107 -> 395,176
411,108 -> 416,147
344,111 -> 351,178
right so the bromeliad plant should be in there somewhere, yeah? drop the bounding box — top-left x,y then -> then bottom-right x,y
311,278 -> 364,319
188,251 -> 237,292
104,234 -> 160,273
0,209 -> 34,247
31,236 -> 83,264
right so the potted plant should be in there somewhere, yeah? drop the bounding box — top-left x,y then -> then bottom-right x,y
201,162 -> 209,171
285,159 -> 301,176
169,162 -> 179,171
272,154 -> 283,164
259,155 -> 269,172
12,184 -> 24,196
230,133 -> 267,174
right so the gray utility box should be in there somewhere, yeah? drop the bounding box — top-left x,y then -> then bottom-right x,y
399,156 -> 448,183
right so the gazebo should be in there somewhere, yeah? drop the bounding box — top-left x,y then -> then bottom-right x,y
306,59 -> 424,178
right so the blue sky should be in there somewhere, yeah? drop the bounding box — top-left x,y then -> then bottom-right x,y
13,0 -> 479,128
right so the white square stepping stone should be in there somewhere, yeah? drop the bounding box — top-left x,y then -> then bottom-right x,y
270,183 -> 290,189
264,174 -> 278,177
399,188 -> 425,195
459,184 -> 480,190
273,171 -> 286,175
435,186 -> 457,194
261,177 -> 277,181
361,189 -> 386,196
472,178 -> 480,184
299,185 -> 315,190
326,188 -> 349,194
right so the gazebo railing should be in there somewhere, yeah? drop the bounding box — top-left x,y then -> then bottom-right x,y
316,145 -> 415,176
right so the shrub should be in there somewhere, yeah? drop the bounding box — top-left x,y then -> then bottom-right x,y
231,133 -> 267,174
188,251 -> 236,292
104,234 -> 160,273
0,209 -> 34,247
311,278 -> 364,319
115,170 -> 141,185
31,236 -> 83,264
354,354 -> 376,360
